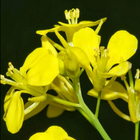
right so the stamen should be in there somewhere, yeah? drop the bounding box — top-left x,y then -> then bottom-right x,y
94,47 -> 100,57
64,8 -> 80,24
6,62 -> 14,76
0,75 -> 6,84
0,74 -> 19,87
64,10 -> 71,24
6,62 -> 26,84
135,69 -> 140,79
100,46 -> 105,57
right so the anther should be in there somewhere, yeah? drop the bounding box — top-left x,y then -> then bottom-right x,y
8,62 -> 14,70
8,68 -> 14,75
75,8 -> 80,18
64,8 -> 80,24
65,10 -> 71,20
94,47 -> 100,59
0,75 -> 6,84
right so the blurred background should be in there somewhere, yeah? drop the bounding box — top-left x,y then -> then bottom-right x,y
1,0 -> 140,140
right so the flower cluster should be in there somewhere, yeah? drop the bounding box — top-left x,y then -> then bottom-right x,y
1,8 -> 139,140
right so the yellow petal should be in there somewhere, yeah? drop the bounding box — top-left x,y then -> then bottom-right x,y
107,30 -> 138,70
29,125 -> 75,140
47,105 -> 64,118
20,48 -> 48,77
45,126 -> 68,139
36,27 -> 57,36
135,79 -> 140,92
6,91 -> 24,133
73,27 -> 99,67
41,35 -> 57,56
88,81 -> 128,101
3,87 -> 15,116
58,17 -> 106,43
29,132 -> 49,140
103,61 -> 132,78
69,47 -> 92,71
59,17 -> 107,27
27,54 -> 59,86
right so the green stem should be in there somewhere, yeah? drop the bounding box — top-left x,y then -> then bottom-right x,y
135,121 -> 139,140
77,102 -> 111,140
73,77 -> 111,140
78,108 -> 94,126
95,91 -> 101,118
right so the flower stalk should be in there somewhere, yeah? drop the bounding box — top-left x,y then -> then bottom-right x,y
73,77 -> 111,140
95,91 -> 102,118
135,121 -> 139,140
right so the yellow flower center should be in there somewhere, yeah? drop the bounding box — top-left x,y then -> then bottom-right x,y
0,62 -> 45,97
64,8 -> 80,24
0,62 -> 26,87
94,46 -> 109,73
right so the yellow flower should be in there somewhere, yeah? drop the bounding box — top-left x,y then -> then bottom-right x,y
1,62 -> 48,133
0,63 -> 76,133
20,36 -> 59,86
96,69 -> 140,123
36,8 -> 107,46
29,125 -> 75,140
72,27 -> 138,92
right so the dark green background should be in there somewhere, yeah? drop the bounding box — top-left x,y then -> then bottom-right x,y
1,0 -> 140,140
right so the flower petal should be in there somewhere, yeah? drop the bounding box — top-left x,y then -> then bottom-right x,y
20,48 -> 48,77
36,27 -> 57,36
41,36 -> 57,56
3,87 -> 15,117
88,81 -> 128,101
69,47 -> 92,71
29,132 -> 49,140
45,126 -> 68,139
103,61 -> 132,78
47,105 -> 64,118
29,126 -> 75,140
27,54 -> 59,86
5,91 -> 24,133
73,27 -> 99,67
107,30 -> 138,70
